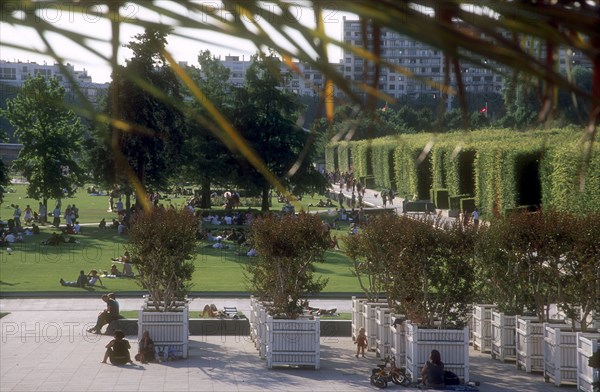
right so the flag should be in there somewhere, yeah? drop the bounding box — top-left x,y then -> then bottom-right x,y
479,107 -> 487,113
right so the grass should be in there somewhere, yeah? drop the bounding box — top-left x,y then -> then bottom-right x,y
0,201 -> 361,293
1,184 -> 335,224
1,184 -> 360,294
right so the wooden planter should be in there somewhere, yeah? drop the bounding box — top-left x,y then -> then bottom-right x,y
543,326 -> 599,386
390,316 -> 406,367
265,315 -> 321,369
515,316 -> 566,373
250,299 -> 321,369
375,308 -> 392,358
137,305 -> 189,359
405,321 -> 470,383
472,304 -> 496,353
491,311 -> 516,362
576,333 -> 600,392
363,302 -> 389,351
351,296 -> 365,341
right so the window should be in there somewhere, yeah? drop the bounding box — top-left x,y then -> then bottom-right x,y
34,69 -> 51,77
0,68 -> 16,80
389,84 -> 395,90
390,76 -> 395,81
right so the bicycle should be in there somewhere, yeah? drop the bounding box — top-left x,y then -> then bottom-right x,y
369,356 -> 408,388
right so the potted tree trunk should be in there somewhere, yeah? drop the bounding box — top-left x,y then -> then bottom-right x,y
246,212 -> 330,369
127,208 -> 197,359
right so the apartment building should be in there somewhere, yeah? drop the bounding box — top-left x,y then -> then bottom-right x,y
340,17 -> 591,105
0,60 -> 108,105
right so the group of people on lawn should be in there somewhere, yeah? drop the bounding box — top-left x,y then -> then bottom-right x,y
59,252 -> 133,288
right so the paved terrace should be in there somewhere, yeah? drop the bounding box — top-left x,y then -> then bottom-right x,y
0,298 -> 577,392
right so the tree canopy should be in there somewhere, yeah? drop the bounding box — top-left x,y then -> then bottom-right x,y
0,75 -> 84,205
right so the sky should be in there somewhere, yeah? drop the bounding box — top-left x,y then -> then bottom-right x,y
0,2 -> 353,83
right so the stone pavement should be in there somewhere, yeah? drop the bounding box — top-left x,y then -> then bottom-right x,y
0,298 -> 577,392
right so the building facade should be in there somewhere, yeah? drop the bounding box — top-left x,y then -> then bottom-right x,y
0,60 -> 108,105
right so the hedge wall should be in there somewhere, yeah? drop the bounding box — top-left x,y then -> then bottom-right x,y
325,144 -> 337,173
327,129 -> 599,214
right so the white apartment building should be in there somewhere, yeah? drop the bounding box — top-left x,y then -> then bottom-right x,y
341,17 -> 591,105
0,60 -> 108,105
218,55 -> 340,97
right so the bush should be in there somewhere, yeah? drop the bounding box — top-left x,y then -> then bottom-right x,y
246,212 -> 330,319
127,208 -> 198,311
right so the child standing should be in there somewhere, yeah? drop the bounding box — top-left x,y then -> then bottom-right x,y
355,327 -> 367,358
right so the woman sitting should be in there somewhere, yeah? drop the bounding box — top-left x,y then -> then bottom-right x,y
421,349 -> 445,389
102,330 -> 133,365
137,331 -> 156,364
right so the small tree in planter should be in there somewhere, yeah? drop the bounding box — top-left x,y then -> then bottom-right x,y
127,208 -> 198,311
346,214 -> 477,327
246,212 -> 330,319
246,212 -> 330,369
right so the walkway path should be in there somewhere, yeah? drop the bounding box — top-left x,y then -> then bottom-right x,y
0,298 -> 577,392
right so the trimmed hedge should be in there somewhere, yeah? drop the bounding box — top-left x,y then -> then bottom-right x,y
327,129 -> 599,215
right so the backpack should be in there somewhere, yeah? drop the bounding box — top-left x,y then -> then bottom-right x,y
444,370 -> 461,385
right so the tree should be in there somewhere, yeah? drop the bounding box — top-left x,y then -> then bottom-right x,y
0,126 -> 8,204
246,212 -> 330,319
346,214 -> 477,328
88,28 -> 185,209
179,50 -> 238,208
0,75 -> 85,207
231,54 -> 328,210
127,208 -> 197,311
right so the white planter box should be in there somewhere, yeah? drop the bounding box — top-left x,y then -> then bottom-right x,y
138,306 -> 189,359
405,321 -> 470,383
376,308 -> 392,358
577,333 -> 600,392
390,315 -> 406,367
516,316 -> 566,373
491,311 -> 516,362
266,315 -> 320,369
472,304 -> 496,353
363,302 -> 389,351
543,326 -> 599,386
250,299 -> 321,369
351,296 -> 365,341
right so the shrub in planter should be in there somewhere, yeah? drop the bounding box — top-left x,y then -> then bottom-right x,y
246,212 -> 330,319
127,208 -> 198,311
475,210 -> 599,331
346,214 -> 477,328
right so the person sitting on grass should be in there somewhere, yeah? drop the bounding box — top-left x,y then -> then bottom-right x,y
87,270 -> 103,287
88,294 -> 120,334
101,330 -> 133,365
60,270 -> 88,288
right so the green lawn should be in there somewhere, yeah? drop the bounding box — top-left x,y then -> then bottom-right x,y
1,184 -> 334,224
1,184 -> 359,294
0,225 -> 360,294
